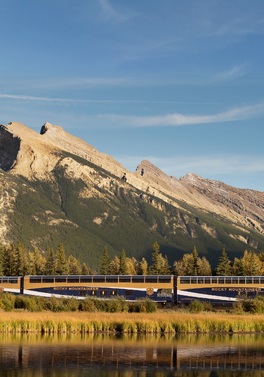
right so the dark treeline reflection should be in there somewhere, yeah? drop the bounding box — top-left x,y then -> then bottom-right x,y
1,333 -> 264,377
3,369 -> 264,377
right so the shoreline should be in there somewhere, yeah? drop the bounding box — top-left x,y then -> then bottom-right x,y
0,311 -> 264,334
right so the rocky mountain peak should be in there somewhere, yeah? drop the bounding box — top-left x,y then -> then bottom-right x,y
0,120 -> 264,264
1,121 -> 263,239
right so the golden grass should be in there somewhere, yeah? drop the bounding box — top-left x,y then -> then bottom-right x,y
0,311 -> 264,334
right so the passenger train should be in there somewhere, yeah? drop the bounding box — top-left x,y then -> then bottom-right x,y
0,275 -> 264,305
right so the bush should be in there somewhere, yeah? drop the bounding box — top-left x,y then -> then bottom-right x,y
107,297 -> 129,312
79,298 -> 96,312
128,299 -> 157,313
241,296 -> 264,314
44,296 -> 66,312
232,300 -> 245,314
0,293 -> 16,311
189,300 -> 204,313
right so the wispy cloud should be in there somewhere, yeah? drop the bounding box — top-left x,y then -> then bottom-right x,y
0,93 -> 219,106
1,94 -> 264,128
95,102 -> 264,128
215,64 -> 248,81
98,0 -> 136,22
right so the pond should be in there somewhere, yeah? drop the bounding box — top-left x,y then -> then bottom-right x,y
1,333 -> 264,377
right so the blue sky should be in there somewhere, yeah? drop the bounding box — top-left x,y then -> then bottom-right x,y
1,0 -> 264,191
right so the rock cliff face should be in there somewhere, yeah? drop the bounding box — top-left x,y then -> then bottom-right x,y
0,124 -> 20,171
0,121 -> 263,267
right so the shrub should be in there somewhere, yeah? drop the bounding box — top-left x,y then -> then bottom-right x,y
242,296 -> 264,314
128,299 -> 157,313
107,297 -> 129,312
189,300 -> 204,313
0,293 -> 16,311
79,298 -> 96,312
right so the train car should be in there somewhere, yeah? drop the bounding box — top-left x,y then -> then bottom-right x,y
23,275 -> 175,304
0,276 -> 22,295
1,275 -> 264,306
176,276 -> 264,305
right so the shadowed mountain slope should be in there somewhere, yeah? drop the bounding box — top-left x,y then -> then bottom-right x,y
0,121 -> 263,269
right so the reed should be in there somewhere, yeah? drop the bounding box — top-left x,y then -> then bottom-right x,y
1,311 -> 264,334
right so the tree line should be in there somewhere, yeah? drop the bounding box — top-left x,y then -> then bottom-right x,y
99,242 -> 264,276
0,241 -> 264,276
0,243 -> 91,276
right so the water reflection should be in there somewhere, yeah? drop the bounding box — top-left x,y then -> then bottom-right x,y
1,334 -> 264,377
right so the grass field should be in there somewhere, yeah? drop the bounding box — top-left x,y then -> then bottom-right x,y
0,311 -> 264,334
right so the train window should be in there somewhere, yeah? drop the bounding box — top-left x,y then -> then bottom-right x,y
9,278 -> 18,284
119,276 -> 131,283
218,277 -> 225,284
158,276 -> 172,283
253,277 -> 260,284
225,277 -> 232,284
93,276 -> 106,283
125,290 -> 133,296
145,276 -> 158,283
43,276 -> 55,283
204,277 -> 211,284
132,276 -> 145,283
55,276 -> 67,283
80,276 -> 92,283
67,276 -> 80,283
106,276 -> 118,283
246,277 -> 253,284
99,290 -> 106,296
260,277 -> 264,284
239,277 -> 245,284
191,277 -> 197,284
180,277 -> 190,284
30,277 -> 41,283
197,277 -> 204,284
110,290 -> 117,296
232,277 -> 239,284
211,277 -> 218,284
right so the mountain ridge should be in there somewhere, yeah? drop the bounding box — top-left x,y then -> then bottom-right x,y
0,121 -> 263,268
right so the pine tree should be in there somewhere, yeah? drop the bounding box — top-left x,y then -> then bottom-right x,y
119,249 -> 128,275
81,262 -> 90,275
0,244 -> 4,275
192,246 -> 199,276
125,257 -> 137,275
2,244 -> 15,276
149,242 -> 170,274
216,248 -> 232,276
68,255 -> 82,274
12,242 -> 30,276
138,257 -> 148,275
99,247 -> 111,275
45,247 -> 56,275
150,241 -> 161,274
161,255 -> 171,275
241,250 -> 263,275
198,256 -> 212,275
174,253 -> 193,276
109,256 -> 120,274
29,248 -> 46,275
55,243 -> 68,275
233,257 -> 244,276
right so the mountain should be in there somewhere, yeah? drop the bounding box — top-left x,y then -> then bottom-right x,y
0,121 -> 263,269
